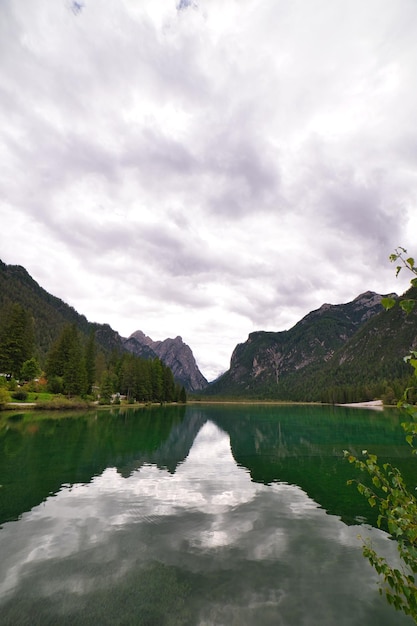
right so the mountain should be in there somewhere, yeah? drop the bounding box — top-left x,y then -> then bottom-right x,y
125,331 -> 208,392
2,258 -> 416,402
204,290 -> 417,401
0,260 -> 206,391
0,260 -> 125,360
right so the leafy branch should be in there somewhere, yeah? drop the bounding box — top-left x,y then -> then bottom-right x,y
345,248 -> 417,621
381,247 -> 417,315
344,449 -> 417,617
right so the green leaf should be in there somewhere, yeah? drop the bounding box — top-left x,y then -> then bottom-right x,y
406,257 -> 415,268
399,300 -> 415,314
372,476 -> 381,488
381,297 -> 396,310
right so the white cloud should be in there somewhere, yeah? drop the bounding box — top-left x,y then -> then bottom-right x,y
1,0 -> 416,379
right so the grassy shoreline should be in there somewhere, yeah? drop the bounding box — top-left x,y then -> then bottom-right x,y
3,398 -> 393,411
2,398 -> 189,412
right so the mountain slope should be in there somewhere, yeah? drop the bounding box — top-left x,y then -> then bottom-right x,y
204,290 -> 413,400
3,259 -> 415,402
0,260 -> 206,391
0,260 -> 125,361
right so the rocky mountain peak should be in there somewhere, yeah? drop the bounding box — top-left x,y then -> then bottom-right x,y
124,331 -> 208,392
130,330 -> 154,347
350,291 -> 397,323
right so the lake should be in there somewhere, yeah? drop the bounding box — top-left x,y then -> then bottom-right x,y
0,404 -> 415,625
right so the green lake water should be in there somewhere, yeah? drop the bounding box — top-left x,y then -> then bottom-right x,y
0,404 -> 415,625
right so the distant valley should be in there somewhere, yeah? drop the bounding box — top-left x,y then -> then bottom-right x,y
1,259 -> 416,403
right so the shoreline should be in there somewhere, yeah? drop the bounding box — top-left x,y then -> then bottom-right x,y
335,399 -> 384,410
2,398 -> 391,413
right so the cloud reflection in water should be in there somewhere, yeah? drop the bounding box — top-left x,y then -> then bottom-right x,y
0,421 -> 408,625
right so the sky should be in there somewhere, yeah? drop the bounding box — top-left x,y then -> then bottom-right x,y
1,0 -> 417,381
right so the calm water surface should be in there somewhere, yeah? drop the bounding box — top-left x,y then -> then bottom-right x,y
0,404 -> 415,625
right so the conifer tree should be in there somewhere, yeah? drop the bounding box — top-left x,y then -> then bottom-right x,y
63,327 -> 87,396
0,303 -> 34,378
46,324 -> 87,396
151,358 -> 164,402
163,363 -> 175,402
136,359 -> 152,401
85,330 -> 96,395
99,371 -> 114,404
179,386 -> 187,403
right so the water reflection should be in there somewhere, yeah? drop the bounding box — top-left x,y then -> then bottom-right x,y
1,404 -> 412,527
0,406 -> 191,524
0,410 -> 413,625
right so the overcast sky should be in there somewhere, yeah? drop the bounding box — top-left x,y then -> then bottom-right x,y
1,0 -> 416,381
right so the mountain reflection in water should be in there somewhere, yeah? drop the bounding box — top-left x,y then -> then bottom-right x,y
0,405 -> 414,625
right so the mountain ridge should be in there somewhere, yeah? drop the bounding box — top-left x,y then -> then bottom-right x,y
203,289 -> 417,402
2,258 -> 416,403
0,260 -> 206,392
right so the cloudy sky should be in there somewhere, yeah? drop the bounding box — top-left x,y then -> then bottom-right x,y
1,0 -> 416,381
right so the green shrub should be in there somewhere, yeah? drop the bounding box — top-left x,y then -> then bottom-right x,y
11,389 -> 28,401
47,375 -> 64,394
35,396 -> 90,410
0,387 -> 11,409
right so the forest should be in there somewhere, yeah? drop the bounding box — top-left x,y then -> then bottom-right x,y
0,302 -> 186,407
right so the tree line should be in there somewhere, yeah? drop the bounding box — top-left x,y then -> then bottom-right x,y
0,303 -> 186,404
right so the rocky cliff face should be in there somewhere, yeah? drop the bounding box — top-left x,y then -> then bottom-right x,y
122,332 -> 157,361
124,331 -> 208,392
207,291 -> 395,396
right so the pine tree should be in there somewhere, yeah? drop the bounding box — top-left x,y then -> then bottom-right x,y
179,386 -> 187,403
119,354 -> 136,399
0,303 -> 34,378
136,359 -> 152,402
63,327 -> 87,396
46,324 -> 87,396
163,363 -> 175,402
84,330 -> 96,395
151,358 -> 164,402
99,371 -> 114,404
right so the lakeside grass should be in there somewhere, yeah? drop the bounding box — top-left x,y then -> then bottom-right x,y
2,394 -> 395,415
2,396 -> 188,414
12,391 -> 54,403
